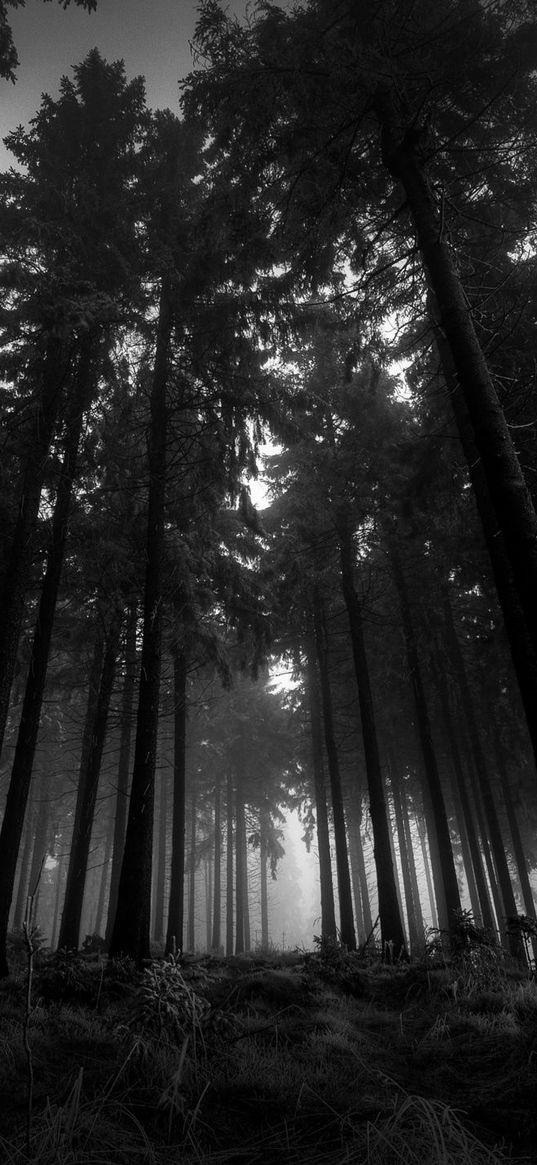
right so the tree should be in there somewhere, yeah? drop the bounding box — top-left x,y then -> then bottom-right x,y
184,0 -> 537,723
0,0 -> 96,82
0,48 -> 147,761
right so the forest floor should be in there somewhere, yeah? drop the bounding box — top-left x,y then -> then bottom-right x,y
0,934 -> 537,1164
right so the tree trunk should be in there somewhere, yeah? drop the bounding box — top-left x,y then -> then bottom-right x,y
259,811 -> 269,950
430,310 -> 537,767
347,811 -> 366,945
494,732 -> 537,963
165,650 -> 187,955
312,588 -> 356,950
417,815 -> 438,930
431,659 -> 495,932
338,525 -> 406,954
105,603 -> 137,948
109,277 -> 171,965
25,773 -> 51,932
389,542 -> 461,936
305,640 -> 337,941
443,589 -> 524,960
0,345 -> 93,976
226,768 -> 234,957
211,772 -> 222,951
153,766 -> 168,946
51,851 -> 65,950
389,764 -> 421,953
205,859 -> 213,952
235,774 -> 246,955
378,106 -> 537,658
58,610 -> 122,952
94,820 -> 113,939
11,802 -> 35,933
399,778 -> 425,942
187,787 -> 196,953
0,337 -> 69,760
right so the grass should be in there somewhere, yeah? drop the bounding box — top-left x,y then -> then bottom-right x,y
0,940 -> 536,1163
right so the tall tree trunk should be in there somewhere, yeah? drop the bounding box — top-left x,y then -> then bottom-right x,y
389,542 -> 461,936
0,346 -> 93,976
417,815 -> 438,930
165,650 -> 187,955
389,764 -> 421,953
259,811 -> 269,949
94,820 -> 113,939
431,660 -> 495,932
398,778 -> 425,942
430,311 -> 537,767
205,859 -> 213,952
11,802 -> 35,933
378,104 -> 537,658
211,772 -> 222,951
226,768 -> 234,957
51,850 -> 65,951
58,610 -> 122,952
494,733 -> 537,963
235,773 -> 246,955
109,277 -> 171,965
347,811 -> 366,945
153,766 -> 168,947
312,588 -> 356,950
338,524 -> 406,955
306,640 -> 337,941
0,338 -> 69,760
25,772 -> 51,931
353,802 -> 374,940
187,788 -> 196,953
443,589 -> 524,960
105,603 -> 137,948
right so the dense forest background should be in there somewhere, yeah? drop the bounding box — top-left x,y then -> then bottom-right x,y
1,0 -> 537,984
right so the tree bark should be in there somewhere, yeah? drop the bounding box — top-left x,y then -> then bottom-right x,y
389,542 -> 461,936
259,810 -> 269,949
226,767 -> 234,957
312,588 -> 356,950
305,639 -> 337,941
211,772 -> 222,951
347,812 -> 366,945
153,765 -> 168,946
187,786 -> 196,952
109,277 -> 172,965
0,337 -> 69,759
348,803 -> 373,941
235,772 -> 246,955
338,523 -> 406,955
378,103 -> 537,660
399,777 -> 425,942
431,659 -> 495,932
417,815 -> 438,929
0,344 -> 92,976
105,603 -> 137,947
11,801 -> 35,934
94,820 -> 113,939
165,649 -> 187,955
493,731 -> 537,963
58,610 -> 122,951
442,588 -> 524,960
389,763 -> 421,953
430,310 -> 537,767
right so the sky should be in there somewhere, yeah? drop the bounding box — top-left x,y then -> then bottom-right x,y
0,0 -> 253,168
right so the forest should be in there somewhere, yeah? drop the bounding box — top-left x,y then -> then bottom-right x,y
1,0 -> 537,1161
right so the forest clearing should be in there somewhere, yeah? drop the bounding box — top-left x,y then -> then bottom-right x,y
2,0 -> 537,1159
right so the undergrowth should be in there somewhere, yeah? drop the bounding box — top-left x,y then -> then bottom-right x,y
0,930 -> 536,1164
